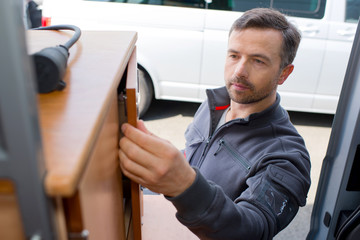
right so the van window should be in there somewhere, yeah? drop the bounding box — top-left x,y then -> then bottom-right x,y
208,0 -> 326,19
346,0 -> 360,23
87,0 -> 326,19
87,0 -> 205,8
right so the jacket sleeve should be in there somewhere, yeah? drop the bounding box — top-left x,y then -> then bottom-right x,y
166,157 -> 309,240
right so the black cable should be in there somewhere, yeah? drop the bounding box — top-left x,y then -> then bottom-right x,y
31,25 -> 81,93
33,24 -> 81,50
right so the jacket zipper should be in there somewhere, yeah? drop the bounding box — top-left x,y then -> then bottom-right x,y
196,109 -> 235,168
197,137 -> 211,168
214,139 -> 251,171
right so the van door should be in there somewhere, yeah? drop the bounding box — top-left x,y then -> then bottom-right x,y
198,7 -> 238,100
307,18 -> 360,240
313,0 -> 359,113
199,0 -> 328,113
43,0 -> 208,102
280,14 -> 328,112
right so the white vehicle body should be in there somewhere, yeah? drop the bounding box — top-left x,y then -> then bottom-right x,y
42,0 -> 359,115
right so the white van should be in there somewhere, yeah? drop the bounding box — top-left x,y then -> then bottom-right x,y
42,0 -> 359,116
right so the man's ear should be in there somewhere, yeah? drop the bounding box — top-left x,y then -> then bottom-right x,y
278,64 -> 294,85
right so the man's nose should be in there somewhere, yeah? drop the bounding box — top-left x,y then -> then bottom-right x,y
234,59 -> 248,78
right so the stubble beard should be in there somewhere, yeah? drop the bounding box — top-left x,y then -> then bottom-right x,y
226,76 -> 278,104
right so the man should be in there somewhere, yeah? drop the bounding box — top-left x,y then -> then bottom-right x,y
119,8 -> 311,240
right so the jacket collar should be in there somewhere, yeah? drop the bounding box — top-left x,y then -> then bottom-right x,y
206,87 -> 286,131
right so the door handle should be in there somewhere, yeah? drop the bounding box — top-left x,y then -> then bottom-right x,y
337,28 -> 356,37
299,25 -> 320,35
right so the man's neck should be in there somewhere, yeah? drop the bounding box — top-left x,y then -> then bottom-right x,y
226,94 -> 276,121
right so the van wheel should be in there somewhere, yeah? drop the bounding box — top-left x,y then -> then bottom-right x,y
138,67 -> 153,118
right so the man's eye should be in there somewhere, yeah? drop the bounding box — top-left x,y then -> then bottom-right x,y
254,59 -> 264,64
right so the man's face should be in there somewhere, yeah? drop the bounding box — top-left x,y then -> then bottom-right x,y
225,28 -> 289,105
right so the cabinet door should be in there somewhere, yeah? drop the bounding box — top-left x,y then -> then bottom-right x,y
127,48 -> 143,240
118,47 -> 143,240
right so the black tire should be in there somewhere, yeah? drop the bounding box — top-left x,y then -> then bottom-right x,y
138,67 -> 154,117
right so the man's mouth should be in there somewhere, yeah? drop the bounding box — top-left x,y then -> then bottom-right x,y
231,82 -> 251,91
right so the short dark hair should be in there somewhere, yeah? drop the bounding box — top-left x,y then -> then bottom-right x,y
230,8 -> 301,69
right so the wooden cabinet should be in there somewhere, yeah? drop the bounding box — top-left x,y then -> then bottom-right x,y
0,30 -> 141,239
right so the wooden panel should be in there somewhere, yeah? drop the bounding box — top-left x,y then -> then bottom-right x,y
0,180 -> 25,240
63,192 -> 84,235
125,47 -> 143,240
78,93 -> 126,240
27,30 -> 137,197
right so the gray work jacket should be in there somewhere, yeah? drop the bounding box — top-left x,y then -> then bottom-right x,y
168,87 -> 311,240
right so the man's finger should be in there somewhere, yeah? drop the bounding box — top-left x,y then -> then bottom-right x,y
121,123 -> 173,156
119,135 -> 158,169
137,119 -> 151,134
119,148 -> 151,182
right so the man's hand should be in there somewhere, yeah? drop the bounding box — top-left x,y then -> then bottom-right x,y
119,120 -> 196,197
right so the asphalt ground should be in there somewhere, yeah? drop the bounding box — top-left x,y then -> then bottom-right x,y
141,99 -> 334,240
